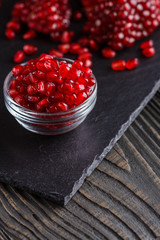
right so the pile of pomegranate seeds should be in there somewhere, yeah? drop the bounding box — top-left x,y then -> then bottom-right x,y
9,54 -> 96,113
82,0 -> 160,50
6,0 -> 71,41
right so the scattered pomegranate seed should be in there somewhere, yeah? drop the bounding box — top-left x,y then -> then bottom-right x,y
61,31 -> 74,43
9,54 -> 96,113
142,47 -> 155,57
102,48 -> 116,58
14,50 -> 25,63
48,49 -> 63,58
23,30 -> 36,40
126,58 -> 139,70
6,20 -> 21,32
73,11 -> 83,21
58,43 -> 70,54
140,40 -> 154,49
111,60 -> 126,71
5,28 -> 15,40
23,44 -> 38,55
70,43 -> 81,54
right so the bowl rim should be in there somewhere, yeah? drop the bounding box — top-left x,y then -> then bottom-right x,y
3,57 -> 97,117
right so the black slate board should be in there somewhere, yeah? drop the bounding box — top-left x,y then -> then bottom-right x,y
0,0 -> 160,205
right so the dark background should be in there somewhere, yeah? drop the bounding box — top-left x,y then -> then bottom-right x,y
0,0 -> 160,205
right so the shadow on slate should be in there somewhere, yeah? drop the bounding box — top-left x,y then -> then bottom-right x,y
0,0 -> 160,205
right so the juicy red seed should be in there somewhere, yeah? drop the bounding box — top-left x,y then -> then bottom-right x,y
37,81 -> 45,93
12,65 -> 24,76
46,72 -> 58,82
72,60 -> 83,69
27,84 -> 37,95
37,98 -> 49,111
111,60 -> 126,71
9,89 -> 19,98
6,20 -> 21,32
102,48 -> 116,58
58,43 -> 70,54
126,58 -> 139,70
57,102 -> 68,112
36,61 -> 52,73
61,31 -> 74,43
48,49 -> 63,58
78,47 -> 89,55
78,52 -> 92,61
70,43 -> 81,54
89,40 -> 98,51
28,96 -> 40,102
140,40 -> 154,49
23,44 -> 38,55
74,83 -> 85,93
5,28 -> 15,40
73,11 -> 83,21
46,82 -> 55,96
14,50 -> 25,63
142,47 -> 155,57
14,94 -> 25,105
82,59 -> 92,67
23,30 -> 36,40
59,64 -> 70,78
38,53 -> 53,61
65,94 -> 76,105
75,92 -> 87,105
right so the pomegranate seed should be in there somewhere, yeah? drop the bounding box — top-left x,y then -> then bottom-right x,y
58,43 -> 70,54
70,43 -> 81,54
61,31 -> 74,43
74,11 -> 83,21
48,49 -> 63,58
27,84 -> 37,95
14,50 -> 25,63
23,44 -> 38,55
7,20 -> 21,32
12,65 -> 24,76
78,52 -> 92,61
102,48 -> 116,58
142,47 -> 155,57
5,28 -> 15,40
126,58 -> 139,70
23,30 -> 36,40
140,40 -> 154,49
9,55 -> 96,113
111,60 -> 126,71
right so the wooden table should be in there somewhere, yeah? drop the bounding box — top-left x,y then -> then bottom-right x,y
0,89 -> 159,240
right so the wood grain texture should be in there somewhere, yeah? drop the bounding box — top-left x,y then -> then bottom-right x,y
0,89 -> 160,240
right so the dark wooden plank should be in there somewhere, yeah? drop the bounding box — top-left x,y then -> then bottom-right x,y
0,90 -> 159,239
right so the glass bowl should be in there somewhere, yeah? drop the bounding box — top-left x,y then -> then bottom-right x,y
3,59 -> 97,135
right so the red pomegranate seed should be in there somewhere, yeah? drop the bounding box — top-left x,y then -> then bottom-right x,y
57,102 -> 68,112
14,94 -> 25,105
9,89 -> 19,98
46,82 -> 55,96
27,84 -> 37,95
126,58 -> 139,70
70,43 -> 81,54
12,65 -> 24,76
102,48 -> 116,58
75,92 -> 87,105
61,31 -> 74,43
37,81 -> 45,93
73,11 -> 83,21
23,30 -> 36,40
48,49 -> 63,58
142,47 -> 155,57
23,44 -> 38,55
82,59 -> 92,67
111,60 -> 126,71
5,28 -> 15,40
58,43 -> 70,54
28,96 -> 40,102
140,40 -> 154,49
14,50 -> 25,63
78,52 -> 92,61
7,20 -> 21,32
46,72 -> 59,82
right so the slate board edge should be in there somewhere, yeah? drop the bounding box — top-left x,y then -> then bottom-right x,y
64,79 -> 160,205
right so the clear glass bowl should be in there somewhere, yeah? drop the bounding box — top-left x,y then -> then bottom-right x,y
3,59 -> 97,135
